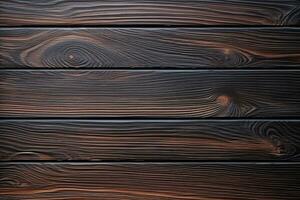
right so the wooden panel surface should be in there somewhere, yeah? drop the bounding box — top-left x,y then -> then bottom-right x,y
1,70 -> 300,118
1,0 -> 300,199
1,0 -> 300,26
1,28 -> 300,69
1,163 -> 299,200
1,120 -> 300,161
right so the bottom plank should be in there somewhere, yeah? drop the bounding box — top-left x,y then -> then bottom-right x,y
0,163 -> 299,200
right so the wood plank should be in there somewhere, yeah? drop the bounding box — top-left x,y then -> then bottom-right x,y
1,28 -> 300,69
1,120 -> 299,161
1,70 -> 300,118
0,1 -> 300,26
1,163 -> 299,199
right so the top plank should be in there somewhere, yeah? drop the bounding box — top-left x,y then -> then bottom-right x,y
0,0 -> 300,26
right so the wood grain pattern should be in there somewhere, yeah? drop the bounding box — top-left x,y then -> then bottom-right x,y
1,70 -> 300,118
1,0 -> 300,26
1,28 -> 300,69
1,163 -> 300,199
1,1 -> 300,199
1,120 -> 300,161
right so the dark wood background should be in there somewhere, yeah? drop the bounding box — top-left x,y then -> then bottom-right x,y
1,1 -> 300,199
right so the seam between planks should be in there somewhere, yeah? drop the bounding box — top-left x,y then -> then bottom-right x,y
2,161 -> 300,165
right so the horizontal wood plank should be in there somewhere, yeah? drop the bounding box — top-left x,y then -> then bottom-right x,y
1,28 -> 300,69
1,120 -> 299,161
1,70 -> 300,118
0,0 -> 300,26
1,163 -> 299,199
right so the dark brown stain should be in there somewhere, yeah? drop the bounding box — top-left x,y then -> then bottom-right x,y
1,164 -> 300,199
1,28 -> 300,69
0,0 -> 299,26
1,120 -> 299,161
1,1 -> 300,199
1,70 -> 300,118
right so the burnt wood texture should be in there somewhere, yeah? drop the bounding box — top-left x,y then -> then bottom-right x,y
0,0 -> 300,26
1,70 -> 300,118
1,163 -> 300,200
1,120 -> 300,161
1,28 -> 300,69
1,1 -> 300,200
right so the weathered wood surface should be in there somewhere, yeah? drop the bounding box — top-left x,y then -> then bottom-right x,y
1,70 -> 300,118
1,28 -> 300,69
1,1 -> 300,200
1,0 -> 300,26
1,163 -> 299,200
0,120 -> 299,161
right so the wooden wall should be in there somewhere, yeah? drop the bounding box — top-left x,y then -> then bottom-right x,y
1,1 -> 300,199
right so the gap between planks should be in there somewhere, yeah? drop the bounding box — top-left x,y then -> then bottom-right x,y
0,25 -> 299,29
1,161 -> 300,165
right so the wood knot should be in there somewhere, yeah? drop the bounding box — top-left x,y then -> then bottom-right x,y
223,48 -> 231,55
217,95 -> 231,107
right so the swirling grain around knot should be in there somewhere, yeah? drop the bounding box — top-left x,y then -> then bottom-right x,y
40,40 -> 120,68
1,28 -> 300,68
249,121 -> 300,159
16,32 -> 129,68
